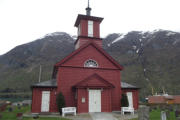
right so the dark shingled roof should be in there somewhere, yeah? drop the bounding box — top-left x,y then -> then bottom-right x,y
32,79 -> 57,87
32,80 -> 139,89
121,82 -> 139,89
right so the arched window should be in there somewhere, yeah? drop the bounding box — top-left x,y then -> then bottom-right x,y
84,59 -> 98,67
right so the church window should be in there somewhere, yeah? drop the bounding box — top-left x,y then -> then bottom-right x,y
88,20 -> 93,37
84,59 -> 98,67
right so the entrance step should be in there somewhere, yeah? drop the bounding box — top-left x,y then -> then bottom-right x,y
90,112 -> 118,120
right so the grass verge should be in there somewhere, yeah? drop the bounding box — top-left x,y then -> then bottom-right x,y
130,108 -> 176,120
1,105 -> 70,120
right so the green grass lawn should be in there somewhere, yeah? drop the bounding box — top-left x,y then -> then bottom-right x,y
150,109 -> 176,120
130,108 -> 176,120
1,105 -> 30,120
23,117 -> 69,120
1,105 -> 70,120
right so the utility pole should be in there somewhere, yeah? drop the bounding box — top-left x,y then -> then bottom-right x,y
38,65 -> 42,83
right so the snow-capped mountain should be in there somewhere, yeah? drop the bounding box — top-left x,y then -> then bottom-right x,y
103,30 -> 180,54
0,30 -> 180,98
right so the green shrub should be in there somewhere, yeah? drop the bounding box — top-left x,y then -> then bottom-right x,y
121,93 -> 129,107
56,92 -> 65,114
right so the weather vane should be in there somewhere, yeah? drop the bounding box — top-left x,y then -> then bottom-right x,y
86,0 -> 91,16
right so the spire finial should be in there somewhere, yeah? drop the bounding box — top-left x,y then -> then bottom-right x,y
86,0 -> 91,16
88,0 -> 89,7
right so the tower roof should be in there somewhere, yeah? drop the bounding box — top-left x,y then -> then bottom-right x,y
74,0 -> 103,27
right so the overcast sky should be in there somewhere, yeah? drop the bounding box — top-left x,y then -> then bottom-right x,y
0,0 -> 180,55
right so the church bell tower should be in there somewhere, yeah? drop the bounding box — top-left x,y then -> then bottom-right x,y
74,0 -> 104,49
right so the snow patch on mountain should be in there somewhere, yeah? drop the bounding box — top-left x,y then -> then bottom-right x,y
166,32 -> 176,36
146,29 -> 163,35
112,33 -> 126,44
136,49 -> 139,53
139,31 -> 146,35
38,32 -> 69,40
45,32 -> 67,37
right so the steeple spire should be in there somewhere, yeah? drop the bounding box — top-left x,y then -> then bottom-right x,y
86,0 -> 91,16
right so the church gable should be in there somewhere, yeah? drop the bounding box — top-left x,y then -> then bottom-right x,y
73,73 -> 115,88
55,42 -> 123,70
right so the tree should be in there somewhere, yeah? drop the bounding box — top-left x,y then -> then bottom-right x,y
56,92 -> 65,114
121,93 -> 129,107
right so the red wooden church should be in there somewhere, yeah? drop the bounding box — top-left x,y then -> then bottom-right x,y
31,4 -> 139,113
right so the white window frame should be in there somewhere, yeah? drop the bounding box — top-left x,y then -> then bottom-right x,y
78,24 -> 81,36
84,59 -> 98,68
88,20 -> 93,37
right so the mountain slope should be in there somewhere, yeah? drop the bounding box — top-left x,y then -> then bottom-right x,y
0,30 -> 180,99
0,32 -> 75,92
103,30 -> 180,98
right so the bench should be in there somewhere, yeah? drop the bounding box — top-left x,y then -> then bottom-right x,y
62,107 -> 76,117
121,107 -> 134,115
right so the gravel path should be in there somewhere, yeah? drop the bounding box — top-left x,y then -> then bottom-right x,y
112,112 -> 138,120
65,113 -> 92,120
68,112 -> 138,120
24,112 -> 138,120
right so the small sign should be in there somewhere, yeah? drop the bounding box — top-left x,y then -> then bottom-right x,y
82,97 -> 85,103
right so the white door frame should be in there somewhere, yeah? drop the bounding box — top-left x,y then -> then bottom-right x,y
89,89 -> 101,112
126,92 -> 133,108
41,91 -> 50,112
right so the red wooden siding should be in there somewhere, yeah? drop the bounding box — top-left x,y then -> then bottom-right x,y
80,20 -> 88,36
77,89 -> 88,113
93,21 -> 100,38
31,88 -> 42,113
101,89 -> 112,112
50,89 -> 58,112
61,45 -> 118,69
57,66 -> 121,113
75,18 -> 102,49
79,20 -> 100,38
31,88 -> 58,113
77,38 -> 102,48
